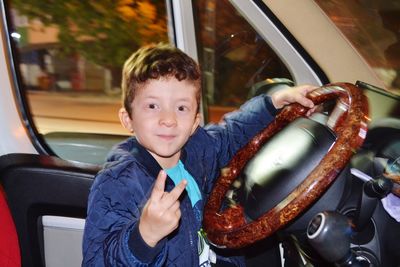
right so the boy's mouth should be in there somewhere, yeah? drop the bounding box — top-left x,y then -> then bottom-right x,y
157,134 -> 176,141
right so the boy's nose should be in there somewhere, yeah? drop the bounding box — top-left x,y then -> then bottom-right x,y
159,110 -> 177,127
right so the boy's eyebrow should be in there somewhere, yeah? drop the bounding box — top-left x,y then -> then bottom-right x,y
175,97 -> 193,102
141,95 -> 159,100
144,95 -> 158,98
146,95 -> 194,102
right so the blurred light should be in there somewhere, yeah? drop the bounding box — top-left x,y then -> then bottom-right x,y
11,32 -> 21,39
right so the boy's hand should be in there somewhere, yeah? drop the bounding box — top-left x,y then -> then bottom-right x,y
139,170 -> 187,247
271,84 -> 317,110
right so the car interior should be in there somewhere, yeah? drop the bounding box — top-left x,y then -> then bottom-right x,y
202,82 -> 400,267
1,82 -> 399,267
0,154 -> 99,266
1,1 -> 399,266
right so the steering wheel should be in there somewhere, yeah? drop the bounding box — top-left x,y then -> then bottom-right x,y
203,82 -> 369,248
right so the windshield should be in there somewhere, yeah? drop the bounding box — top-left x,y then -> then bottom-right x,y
315,0 -> 400,96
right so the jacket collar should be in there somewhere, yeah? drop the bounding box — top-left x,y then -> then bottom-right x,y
128,137 -> 188,174
128,138 -> 189,191
128,138 -> 162,179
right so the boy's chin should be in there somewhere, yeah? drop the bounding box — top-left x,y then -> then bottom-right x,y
149,149 -> 181,166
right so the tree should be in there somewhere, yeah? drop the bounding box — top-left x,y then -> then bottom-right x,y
11,0 -> 168,90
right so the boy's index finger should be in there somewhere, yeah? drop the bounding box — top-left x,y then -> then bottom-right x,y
150,170 -> 167,200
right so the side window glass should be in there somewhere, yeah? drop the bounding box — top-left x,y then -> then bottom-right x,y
8,1 -> 169,164
192,0 -> 293,122
315,0 -> 400,95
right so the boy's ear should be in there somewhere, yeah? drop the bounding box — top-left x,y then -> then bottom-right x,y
119,107 -> 134,133
190,113 -> 201,135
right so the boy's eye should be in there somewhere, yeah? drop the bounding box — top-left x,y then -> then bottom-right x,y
148,103 -> 157,109
178,106 -> 188,112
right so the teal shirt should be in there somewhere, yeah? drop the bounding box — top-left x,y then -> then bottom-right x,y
165,160 -> 202,207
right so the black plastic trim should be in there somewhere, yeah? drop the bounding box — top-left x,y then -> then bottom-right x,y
0,153 -> 99,267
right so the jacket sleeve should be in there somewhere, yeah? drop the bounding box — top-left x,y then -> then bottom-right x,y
82,163 -> 166,267
202,94 -> 278,179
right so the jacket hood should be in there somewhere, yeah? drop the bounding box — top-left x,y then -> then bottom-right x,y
105,137 -> 165,180
106,137 -> 136,163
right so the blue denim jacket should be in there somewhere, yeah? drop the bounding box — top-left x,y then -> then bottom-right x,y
82,95 -> 277,266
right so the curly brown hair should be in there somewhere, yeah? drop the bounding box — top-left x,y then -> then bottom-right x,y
121,43 -> 202,118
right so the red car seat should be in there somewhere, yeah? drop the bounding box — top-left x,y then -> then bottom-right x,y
0,186 -> 20,267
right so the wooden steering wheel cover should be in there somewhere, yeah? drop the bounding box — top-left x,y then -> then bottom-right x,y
203,83 -> 369,248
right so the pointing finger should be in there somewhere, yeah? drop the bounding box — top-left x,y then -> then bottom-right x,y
150,170 -> 167,200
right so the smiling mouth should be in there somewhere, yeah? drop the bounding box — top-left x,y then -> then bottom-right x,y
157,134 -> 176,141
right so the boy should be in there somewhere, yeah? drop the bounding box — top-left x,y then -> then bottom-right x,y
82,43 -> 315,266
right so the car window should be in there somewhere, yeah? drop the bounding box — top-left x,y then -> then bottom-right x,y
192,0 -> 293,123
314,0 -> 400,96
7,1 -> 169,164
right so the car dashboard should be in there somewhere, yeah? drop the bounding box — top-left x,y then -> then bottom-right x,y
282,109 -> 400,266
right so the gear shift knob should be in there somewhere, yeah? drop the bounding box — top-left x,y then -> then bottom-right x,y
307,211 -> 352,263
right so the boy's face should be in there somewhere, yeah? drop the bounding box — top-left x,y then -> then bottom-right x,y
120,77 -> 200,168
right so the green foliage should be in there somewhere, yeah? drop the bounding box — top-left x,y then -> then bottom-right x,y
11,0 -> 168,71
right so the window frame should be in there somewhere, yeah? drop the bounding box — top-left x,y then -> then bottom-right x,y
0,0 -> 39,156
